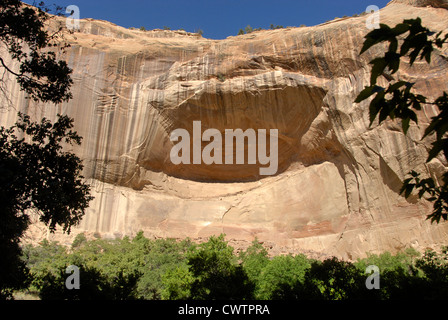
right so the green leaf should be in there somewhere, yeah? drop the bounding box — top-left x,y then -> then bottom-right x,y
360,24 -> 394,55
405,183 -> 415,198
370,58 -> 387,84
423,113 -> 448,140
408,110 -> 418,124
427,139 -> 445,162
360,36 -> 379,55
408,33 -> 428,65
380,51 -> 401,77
392,23 -> 410,36
355,86 -> 374,103
388,38 -> 398,54
368,91 -> 386,126
378,101 -> 391,123
418,188 -> 426,198
387,81 -> 407,92
420,45 -> 433,64
400,38 -> 412,56
423,118 -> 438,139
402,117 -> 410,134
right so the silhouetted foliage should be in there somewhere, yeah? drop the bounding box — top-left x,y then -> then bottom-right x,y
270,24 -> 284,30
239,239 -> 269,285
238,24 -> 284,36
19,233 -> 448,300
256,254 -> 310,299
355,18 -> 448,223
186,234 -> 254,300
0,1 -> 91,299
300,257 -> 369,300
0,0 -> 73,104
0,113 -> 93,298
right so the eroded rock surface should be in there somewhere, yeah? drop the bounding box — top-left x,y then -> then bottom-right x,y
2,0 -> 448,258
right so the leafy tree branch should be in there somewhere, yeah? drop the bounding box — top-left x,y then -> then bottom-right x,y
356,18 -> 448,223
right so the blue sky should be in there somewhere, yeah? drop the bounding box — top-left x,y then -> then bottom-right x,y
25,0 -> 390,39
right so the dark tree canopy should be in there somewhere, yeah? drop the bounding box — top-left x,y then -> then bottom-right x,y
356,18 -> 448,223
0,113 -> 92,234
0,1 -> 92,299
0,0 -> 73,104
0,113 -> 93,298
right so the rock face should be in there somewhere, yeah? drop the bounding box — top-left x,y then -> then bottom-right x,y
390,0 -> 448,8
1,1 -> 448,258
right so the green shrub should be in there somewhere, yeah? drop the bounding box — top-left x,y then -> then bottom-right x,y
354,248 -> 419,273
256,254 -> 311,299
161,265 -> 194,299
239,239 -> 269,285
19,234 -> 448,300
71,233 -> 87,249
186,234 -> 254,300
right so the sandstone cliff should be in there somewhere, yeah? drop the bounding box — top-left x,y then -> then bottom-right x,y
2,0 -> 448,259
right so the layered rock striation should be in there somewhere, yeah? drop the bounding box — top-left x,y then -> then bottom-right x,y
2,1 -> 448,258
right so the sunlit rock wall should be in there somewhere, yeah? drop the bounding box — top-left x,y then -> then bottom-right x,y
1,1 -> 448,258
